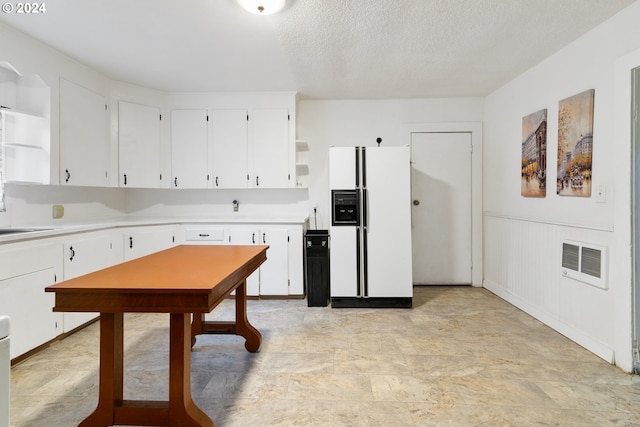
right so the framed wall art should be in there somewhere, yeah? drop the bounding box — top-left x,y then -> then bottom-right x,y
557,89 -> 594,196
521,108 -> 547,197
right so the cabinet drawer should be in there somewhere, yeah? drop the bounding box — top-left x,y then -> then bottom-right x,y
184,229 -> 225,242
0,243 -> 56,281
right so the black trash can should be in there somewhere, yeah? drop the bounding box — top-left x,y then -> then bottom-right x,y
305,230 -> 329,307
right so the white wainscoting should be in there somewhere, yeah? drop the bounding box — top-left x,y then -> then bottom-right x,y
483,213 -> 615,363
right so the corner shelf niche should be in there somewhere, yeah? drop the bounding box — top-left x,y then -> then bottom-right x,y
0,61 -> 51,184
296,139 -> 309,187
295,139 -> 309,175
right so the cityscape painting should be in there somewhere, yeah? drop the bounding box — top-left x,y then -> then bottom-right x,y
521,108 -> 547,197
557,89 -> 594,196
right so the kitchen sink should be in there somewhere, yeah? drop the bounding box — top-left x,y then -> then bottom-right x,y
0,228 -> 52,235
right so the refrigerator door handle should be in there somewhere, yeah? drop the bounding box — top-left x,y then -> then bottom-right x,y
363,233 -> 369,297
356,226 -> 362,297
362,194 -> 369,298
362,188 -> 368,228
355,147 -> 360,188
361,146 -> 367,188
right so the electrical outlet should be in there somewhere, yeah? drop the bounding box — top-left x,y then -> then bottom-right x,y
52,204 -> 64,219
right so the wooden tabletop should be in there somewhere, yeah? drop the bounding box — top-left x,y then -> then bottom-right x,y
45,245 -> 268,314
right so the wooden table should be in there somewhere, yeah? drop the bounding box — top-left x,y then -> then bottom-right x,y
46,244 -> 268,427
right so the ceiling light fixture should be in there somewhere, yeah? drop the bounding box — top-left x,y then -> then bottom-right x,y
237,0 -> 286,15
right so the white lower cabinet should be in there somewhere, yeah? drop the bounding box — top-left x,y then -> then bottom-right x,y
287,226 -> 304,296
62,231 -> 122,332
227,228 -> 261,296
0,242 -> 62,359
0,220 -> 302,359
123,225 -> 179,261
182,223 -> 304,297
256,229 -> 289,296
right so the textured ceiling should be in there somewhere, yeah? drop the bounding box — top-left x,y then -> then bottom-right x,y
0,0 -> 635,99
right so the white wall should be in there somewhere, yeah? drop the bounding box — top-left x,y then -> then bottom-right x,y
296,98 -> 484,229
483,1 -> 640,371
5,184 -> 126,226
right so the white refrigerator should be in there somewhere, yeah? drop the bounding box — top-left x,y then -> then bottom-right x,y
329,146 -> 413,308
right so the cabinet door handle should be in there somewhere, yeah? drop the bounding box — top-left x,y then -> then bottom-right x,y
129,236 -> 133,249
69,246 -> 75,261
174,177 -> 178,187
252,233 -> 255,244
263,233 -> 266,244
256,176 -> 259,186
215,176 -> 219,187
65,169 -> 71,183
123,174 -> 127,185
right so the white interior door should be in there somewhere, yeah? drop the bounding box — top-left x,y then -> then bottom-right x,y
411,132 -> 472,284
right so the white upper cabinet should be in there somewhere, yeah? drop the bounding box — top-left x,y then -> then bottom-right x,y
171,109 -> 209,189
118,101 -> 163,188
248,108 -> 290,188
210,109 -> 248,188
59,78 -> 110,187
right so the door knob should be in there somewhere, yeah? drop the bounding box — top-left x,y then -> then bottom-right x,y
413,200 -> 420,206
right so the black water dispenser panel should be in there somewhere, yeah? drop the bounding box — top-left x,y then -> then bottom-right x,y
332,190 -> 360,226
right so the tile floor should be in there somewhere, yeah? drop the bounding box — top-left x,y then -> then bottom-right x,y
8,286 -> 640,426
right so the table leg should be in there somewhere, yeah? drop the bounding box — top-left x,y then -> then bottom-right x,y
77,313 -> 212,427
190,279 -> 262,353
234,280 -> 262,353
191,313 -> 203,347
79,312 -> 123,427
168,313 -> 213,427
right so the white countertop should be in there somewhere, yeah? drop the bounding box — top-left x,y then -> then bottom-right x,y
0,215 -> 309,244
0,316 -> 9,339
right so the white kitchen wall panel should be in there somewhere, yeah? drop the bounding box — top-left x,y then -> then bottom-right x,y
483,214 -> 615,363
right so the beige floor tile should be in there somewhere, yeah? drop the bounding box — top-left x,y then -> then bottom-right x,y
8,286 -> 640,427
287,373 -> 374,401
451,376 -> 559,408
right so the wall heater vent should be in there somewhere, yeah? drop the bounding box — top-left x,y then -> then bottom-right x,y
561,240 -> 608,290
